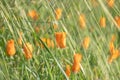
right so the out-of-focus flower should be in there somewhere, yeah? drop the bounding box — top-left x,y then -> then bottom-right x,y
40,38 -> 54,48
115,16 -> 120,27
55,32 -> 66,48
55,8 -> 62,20
28,10 -> 39,20
109,42 -> 115,54
82,36 -> 90,49
6,39 -> 16,56
23,42 -> 33,60
79,14 -> 86,29
72,53 -> 82,73
65,65 -> 71,77
99,17 -> 106,28
107,0 -> 114,7
108,49 -> 120,63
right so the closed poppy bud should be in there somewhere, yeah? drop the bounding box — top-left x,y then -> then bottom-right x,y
107,0 -> 114,7
115,16 -> 120,27
55,32 -> 66,48
79,14 -> 86,29
108,49 -> 120,63
65,65 -> 71,77
6,39 -> 16,56
72,53 -> 82,73
82,36 -> 90,49
99,17 -> 106,28
28,10 -> 38,20
55,8 -> 62,20
23,42 -> 33,60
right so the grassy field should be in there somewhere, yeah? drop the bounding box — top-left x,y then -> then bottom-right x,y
0,0 -> 120,80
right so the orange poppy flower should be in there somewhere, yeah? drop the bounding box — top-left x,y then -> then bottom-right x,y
28,10 -> 38,20
55,32 -> 66,48
108,49 -> 120,63
55,8 -> 62,20
23,42 -> 33,60
109,42 -> 115,54
40,38 -> 54,48
72,53 -> 82,73
46,38 -> 54,48
99,17 -> 106,28
6,39 -> 16,56
107,0 -> 114,7
82,36 -> 90,49
65,65 -> 71,77
115,16 -> 120,27
109,34 -> 116,54
79,14 -> 86,28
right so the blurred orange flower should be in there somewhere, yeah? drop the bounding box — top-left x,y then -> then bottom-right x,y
109,42 -> 115,54
28,10 -> 39,20
55,8 -> 62,20
108,49 -> 120,63
108,34 -> 120,63
99,17 -> 106,28
40,38 -> 46,48
65,65 -> 71,77
107,0 -> 114,7
40,38 -> 54,48
115,16 -> 120,27
6,39 -> 16,56
79,14 -> 86,28
111,34 -> 116,42
55,32 -> 66,48
82,36 -> 90,49
46,38 -> 54,48
72,53 -> 82,73
23,42 -> 33,60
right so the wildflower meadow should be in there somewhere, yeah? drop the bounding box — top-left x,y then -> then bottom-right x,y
0,0 -> 120,80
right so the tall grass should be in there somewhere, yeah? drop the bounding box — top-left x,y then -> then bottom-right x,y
0,0 -> 120,80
